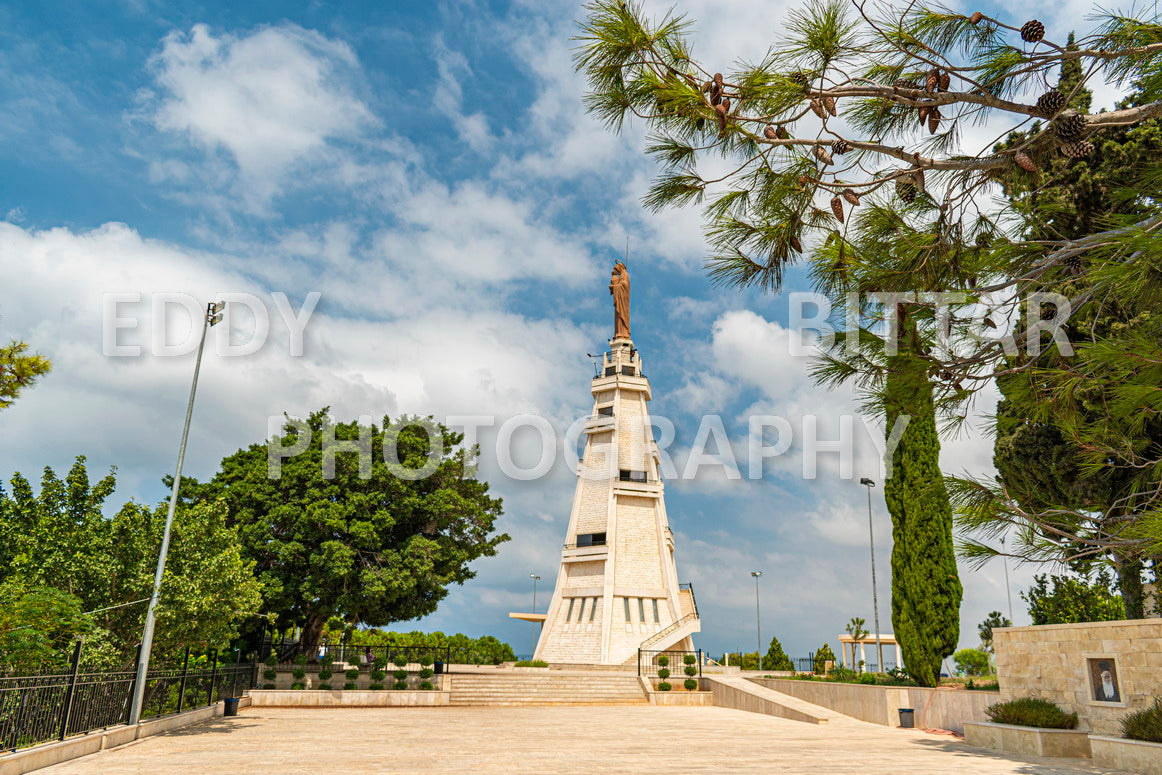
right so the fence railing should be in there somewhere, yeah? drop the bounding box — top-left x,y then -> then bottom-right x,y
266,642 -> 453,668
0,644 -> 255,753
637,649 -> 703,679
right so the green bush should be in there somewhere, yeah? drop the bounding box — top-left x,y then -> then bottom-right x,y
953,648 -> 991,677
393,680 -> 408,690
343,681 -> 357,690
657,668 -> 670,680
345,668 -> 360,681
684,666 -> 697,677
419,668 -> 434,679
318,652 -> 333,666
657,681 -> 672,691
420,655 -> 433,667
292,667 -> 306,680
985,698 -> 1078,729
656,656 -> 669,667
264,652 -> 278,668
420,680 -> 434,690
371,669 -> 386,681
393,656 -> 408,669
965,679 -> 999,691
369,683 -> 385,690
1122,698 -> 1162,743
513,659 -> 548,667
683,654 -> 696,665
318,668 -> 332,681
291,681 -> 305,690
261,683 -> 275,689
262,667 -> 277,681
813,644 -> 836,675
393,669 -> 408,681
683,679 -> 698,691
293,653 -> 308,666
318,682 -> 332,690
373,657 -> 387,670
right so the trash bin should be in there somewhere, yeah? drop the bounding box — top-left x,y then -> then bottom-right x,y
434,661 -> 444,675
898,708 -> 915,728
224,697 -> 240,717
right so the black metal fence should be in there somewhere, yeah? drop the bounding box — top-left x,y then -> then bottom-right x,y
269,642 -> 452,668
0,644 -> 255,753
637,649 -> 703,679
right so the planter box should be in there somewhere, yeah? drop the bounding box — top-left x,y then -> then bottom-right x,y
648,691 -> 713,706
248,689 -> 448,707
1089,735 -> 1162,775
512,666 -> 550,672
964,721 -> 1090,758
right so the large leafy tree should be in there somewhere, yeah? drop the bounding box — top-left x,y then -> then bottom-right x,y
0,341 -> 51,410
1022,571 -> 1125,624
0,583 -> 90,673
187,409 -> 508,654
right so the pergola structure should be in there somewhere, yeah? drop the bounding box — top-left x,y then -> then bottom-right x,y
837,633 -> 902,673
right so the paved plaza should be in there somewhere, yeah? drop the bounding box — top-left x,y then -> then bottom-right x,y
39,705 -> 1124,774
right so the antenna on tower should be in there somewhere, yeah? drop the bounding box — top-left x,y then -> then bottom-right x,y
585,353 -> 601,377
625,235 -> 630,266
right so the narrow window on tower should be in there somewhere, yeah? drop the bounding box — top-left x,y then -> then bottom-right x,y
638,598 -> 646,622
590,597 -> 598,622
652,598 -> 660,622
623,597 -> 631,622
566,598 -> 576,622
576,597 -> 587,623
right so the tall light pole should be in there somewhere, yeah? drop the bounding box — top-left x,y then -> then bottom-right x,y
129,301 -> 224,724
750,571 -> 763,666
1001,537 -> 1014,622
529,574 -> 541,658
860,477 -> 885,673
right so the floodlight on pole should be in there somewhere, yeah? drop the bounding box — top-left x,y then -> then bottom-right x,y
751,571 -> 763,665
859,477 -> 885,673
128,301 -> 223,725
529,574 -> 541,658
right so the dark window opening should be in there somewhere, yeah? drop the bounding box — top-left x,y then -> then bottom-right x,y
604,365 -> 616,376
620,365 -> 636,376
619,469 -> 647,483
576,532 -> 606,547
597,405 -> 613,416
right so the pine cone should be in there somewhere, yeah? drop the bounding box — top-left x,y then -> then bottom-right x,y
919,105 -> 931,125
810,98 -> 826,118
701,80 -> 713,94
842,188 -> 860,206
1064,254 -> 1083,275
764,124 -> 778,140
776,126 -> 791,140
912,168 -> 926,191
831,139 -> 851,155
896,181 -> 917,203
790,71 -> 809,90
894,78 -> 920,90
789,234 -> 803,253
975,233 -> 991,248
823,95 -> 837,116
721,98 -> 731,114
715,103 -> 727,134
711,88 -> 722,107
1036,89 -> 1067,117
814,145 -> 834,165
970,11 -> 984,24
831,196 -> 845,223
714,72 -> 724,87
928,106 -> 941,134
1060,140 -> 1095,158
1020,19 -> 1045,43
1054,113 -> 1086,141
1014,151 -> 1038,172
926,69 -> 939,92
938,72 -> 950,91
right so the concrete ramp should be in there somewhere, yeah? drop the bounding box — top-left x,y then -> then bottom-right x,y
705,676 -> 833,725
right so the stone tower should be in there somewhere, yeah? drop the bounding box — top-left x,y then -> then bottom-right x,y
510,269 -> 699,665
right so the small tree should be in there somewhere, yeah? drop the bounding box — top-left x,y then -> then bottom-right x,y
953,648 -> 991,676
813,644 -> 836,675
762,635 -> 795,671
1022,571 -> 1125,624
0,341 -> 51,410
977,611 -> 1011,654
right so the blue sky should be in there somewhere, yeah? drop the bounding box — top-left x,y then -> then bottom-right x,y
2,0 -> 1109,660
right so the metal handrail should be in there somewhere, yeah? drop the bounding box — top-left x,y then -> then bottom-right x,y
638,613 -> 698,650
679,582 -> 699,618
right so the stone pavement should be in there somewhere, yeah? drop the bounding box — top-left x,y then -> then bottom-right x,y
39,706 -> 1127,774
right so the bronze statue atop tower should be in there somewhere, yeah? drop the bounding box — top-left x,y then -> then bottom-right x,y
609,260 -> 630,340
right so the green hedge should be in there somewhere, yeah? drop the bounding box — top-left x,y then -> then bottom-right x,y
985,698 -> 1078,729
1122,698 -> 1162,743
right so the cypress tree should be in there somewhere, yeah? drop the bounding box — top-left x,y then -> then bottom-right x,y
762,635 -> 794,671
883,326 -> 963,687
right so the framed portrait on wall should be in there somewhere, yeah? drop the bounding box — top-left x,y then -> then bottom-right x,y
1087,657 -> 1121,703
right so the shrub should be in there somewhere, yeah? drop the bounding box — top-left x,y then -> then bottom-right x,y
513,659 -> 548,667
345,668 -> 360,681
393,680 -> 408,690
657,656 -> 669,667
291,681 -> 305,690
369,683 -> 385,690
683,679 -> 698,691
343,681 -> 357,690
953,648 -> 991,677
420,655 -> 433,667
813,644 -> 836,674
419,668 -> 434,679
318,668 -> 332,681
985,698 -> 1078,729
261,683 -> 275,689
318,652 -> 333,666
264,652 -> 278,668
683,654 -> 696,666
657,682 -> 672,691
293,653 -> 308,666
292,667 -> 306,680
371,669 -> 387,681
373,657 -> 387,670
657,668 -> 670,680
262,667 -> 277,681
393,669 -> 408,681
393,656 -> 408,669
684,666 -> 697,677
420,681 -> 434,690
965,679 -> 999,691
1122,698 -> 1162,743
318,682 -> 332,690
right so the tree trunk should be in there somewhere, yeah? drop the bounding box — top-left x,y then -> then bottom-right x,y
1114,553 -> 1145,619
299,614 -> 327,657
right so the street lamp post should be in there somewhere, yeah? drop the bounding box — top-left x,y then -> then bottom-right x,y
529,574 -> 541,658
860,477 -> 885,673
1001,537 -> 1014,622
129,301 -> 223,725
750,571 -> 763,667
